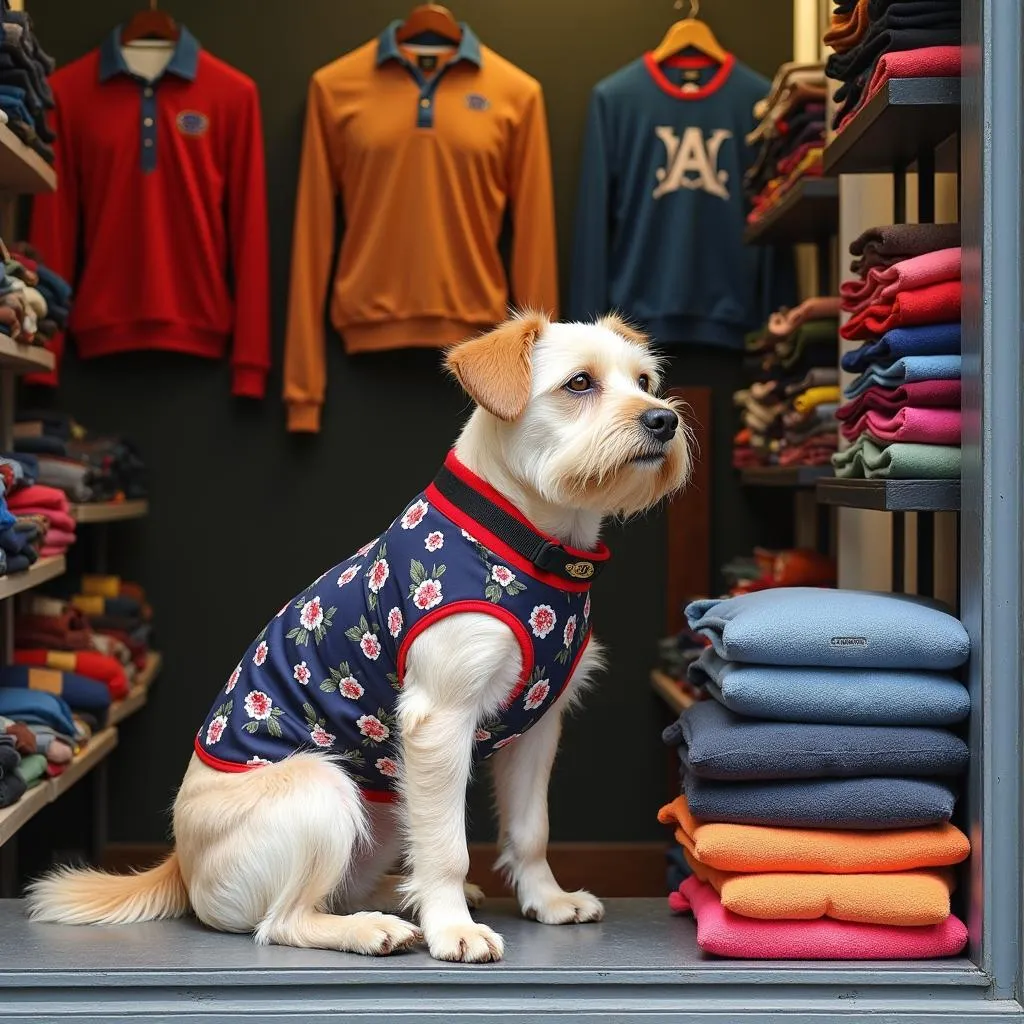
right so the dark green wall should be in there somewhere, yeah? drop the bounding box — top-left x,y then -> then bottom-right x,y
26,0 -> 792,844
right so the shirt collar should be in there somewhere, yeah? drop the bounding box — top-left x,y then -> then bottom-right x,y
99,25 -> 200,83
375,20 -> 481,69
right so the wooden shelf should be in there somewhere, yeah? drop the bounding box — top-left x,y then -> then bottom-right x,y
108,652 -> 162,726
816,477 -> 961,512
0,335 -> 54,374
740,465 -> 833,488
0,778 -> 49,847
70,500 -> 149,524
650,669 -> 696,715
0,121 -> 56,194
0,554 -> 64,601
823,77 -> 961,176
743,177 -> 838,246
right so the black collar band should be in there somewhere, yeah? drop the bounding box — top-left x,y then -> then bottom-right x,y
431,464 -> 606,584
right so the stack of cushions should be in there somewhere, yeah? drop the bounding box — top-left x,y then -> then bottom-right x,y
834,225 -> 961,481
734,297 -> 841,469
824,0 -> 961,132
745,63 -> 827,226
658,587 -> 971,959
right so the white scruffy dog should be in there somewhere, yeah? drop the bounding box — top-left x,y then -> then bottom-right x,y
27,312 -> 690,963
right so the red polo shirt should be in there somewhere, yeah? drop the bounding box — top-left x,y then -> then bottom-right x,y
29,27 -> 270,396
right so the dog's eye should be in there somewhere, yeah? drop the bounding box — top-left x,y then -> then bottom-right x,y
638,374 -> 651,393
565,373 -> 593,393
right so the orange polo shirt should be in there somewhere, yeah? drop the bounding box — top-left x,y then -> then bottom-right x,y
284,22 -> 559,432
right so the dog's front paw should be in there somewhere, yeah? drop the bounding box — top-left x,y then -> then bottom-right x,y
346,912 -> 423,955
522,889 -> 604,925
426,920 -> 504,962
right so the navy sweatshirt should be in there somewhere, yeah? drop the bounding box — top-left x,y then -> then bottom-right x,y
570,54 -> 794,349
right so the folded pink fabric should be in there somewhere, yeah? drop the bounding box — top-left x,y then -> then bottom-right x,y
9,505 -> 76,534
42,528 -> 77,548
669,877 -> 968,960
767,297 -> 843,338
841,248 -> 961,313
837,380 -> 961,421
841,406 -> 961,444
40,545 -> 72,557
840,280 -> 962,341
7,484 -> 68,513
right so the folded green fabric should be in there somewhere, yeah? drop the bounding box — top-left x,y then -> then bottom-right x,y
779,319 -> 840,370
15,752 -> 46,787
832,435 -> 960,479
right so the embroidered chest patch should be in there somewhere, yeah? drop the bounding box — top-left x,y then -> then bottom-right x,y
465,93 -> 490,111
176,110 -> 209,136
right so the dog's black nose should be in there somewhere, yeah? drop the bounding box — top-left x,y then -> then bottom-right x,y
640,407 -> 678,443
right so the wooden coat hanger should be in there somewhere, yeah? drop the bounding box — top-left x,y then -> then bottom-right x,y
396,4 -> 462,45
122,0 -> 179,44
651,0 -> 728,65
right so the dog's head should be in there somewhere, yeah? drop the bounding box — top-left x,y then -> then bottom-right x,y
446,312 -> 691,517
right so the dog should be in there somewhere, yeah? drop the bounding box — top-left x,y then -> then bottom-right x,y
26,312 -> 690,963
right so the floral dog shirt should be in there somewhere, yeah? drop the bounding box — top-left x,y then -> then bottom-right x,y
194,451 -> 609,801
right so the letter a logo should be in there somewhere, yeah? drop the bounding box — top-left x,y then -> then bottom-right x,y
652,126 -> 732,200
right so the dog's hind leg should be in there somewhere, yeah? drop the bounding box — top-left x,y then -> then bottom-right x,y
174,753 -> 421,955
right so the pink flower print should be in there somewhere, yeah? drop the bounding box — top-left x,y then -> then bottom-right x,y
244,690 -> 273,721
299,597 -> 324,632
356,537 -> 380,557
491,565 -> 515,587
360,632 -> 382,661
493,733 -> 522,750
413,579 -> 443,610
337,564 -> 362,588
524,679 -> 551,711
583,593 -> 591,621
339,677 -> 364,700
357,714 -> 390,743
529,604 -> 557,638
425,531 -> 444,552
246,755 -> 271,766
475,728 -> 492,742
563,615 -> 577,649
367,558 -> 390,594
401,499 -> 429,530
387,607 -> 403,638
375,757 -> 400,778
225,664 -> 241,693
310,723 -> 335,748
293,662 -> 311,686
253,641 -> 269,667
205,715 -> 228,745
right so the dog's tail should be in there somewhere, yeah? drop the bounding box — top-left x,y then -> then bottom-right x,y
26,851 -> 189,925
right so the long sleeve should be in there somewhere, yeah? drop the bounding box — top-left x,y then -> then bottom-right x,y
283,76 -> 337,433
27,85 -> 77,388
507,82 -> 558,317
226,79 -> 271,398
569,89 -> 611,322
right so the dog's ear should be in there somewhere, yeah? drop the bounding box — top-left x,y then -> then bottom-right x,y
598,313 -> 650,348
446,312 -> 548,422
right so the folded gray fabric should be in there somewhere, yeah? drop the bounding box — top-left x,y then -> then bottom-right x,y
688,649 -> 970,726
685,588 -> 970,669
664,700 -> 969,781
682,772 -> 957,829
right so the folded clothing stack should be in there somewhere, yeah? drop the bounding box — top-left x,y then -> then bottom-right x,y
834,225 -> 961,480
0,6 -> 56,164
824,0 -> 961,132
722,547 -> 835,597
734,297 -> 841,469
13,409 -> 146,504
745,63 -> 827,225
658,587 -> 971,959
5,482 -> 74,557
0,243 -> 70,346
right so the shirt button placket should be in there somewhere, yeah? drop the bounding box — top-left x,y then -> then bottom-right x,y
141,85 -> 157,172
418,92 -> 433,129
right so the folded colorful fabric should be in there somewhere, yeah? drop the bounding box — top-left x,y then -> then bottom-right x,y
0,665 -> 110,718
13,649 -> 128,699
682,772 -> 958,829
837,380 -> 961,422
841,322 -> 961,373
791,386 -> 840,414
832,435 -> 961,480
849,223 -> 961,276
841,249 -> 961,312
658,795 -> 972,873
682,851 -> 954,926
844,355 -> 961,400
685,588 -> 970,670
840,406 -> 961,445
669,877 -> 967,959
767,297 -> 843,337
855,45 -> 961,118
0,687 -> 75,735
840,280 -> 961,341
5,484 -> 67,512
667,700 -> 968,781
688,649 -> 970,726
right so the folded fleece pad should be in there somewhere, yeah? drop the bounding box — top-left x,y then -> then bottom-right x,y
688,649 -> 968,727
841,322 -> 961,374
844,355 -> 961,400
670,877 -> 967,960
685,588 -> 970,669
665,700 -> 968,781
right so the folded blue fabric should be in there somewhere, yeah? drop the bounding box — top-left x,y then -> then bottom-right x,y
844,355 -> 962,399
0,687 -> 74,735
841,323 -> 962,374
688,649 -> 970,726
664,700 -> 969,781
682,772 -> 958,829
685,588 -> 970,669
